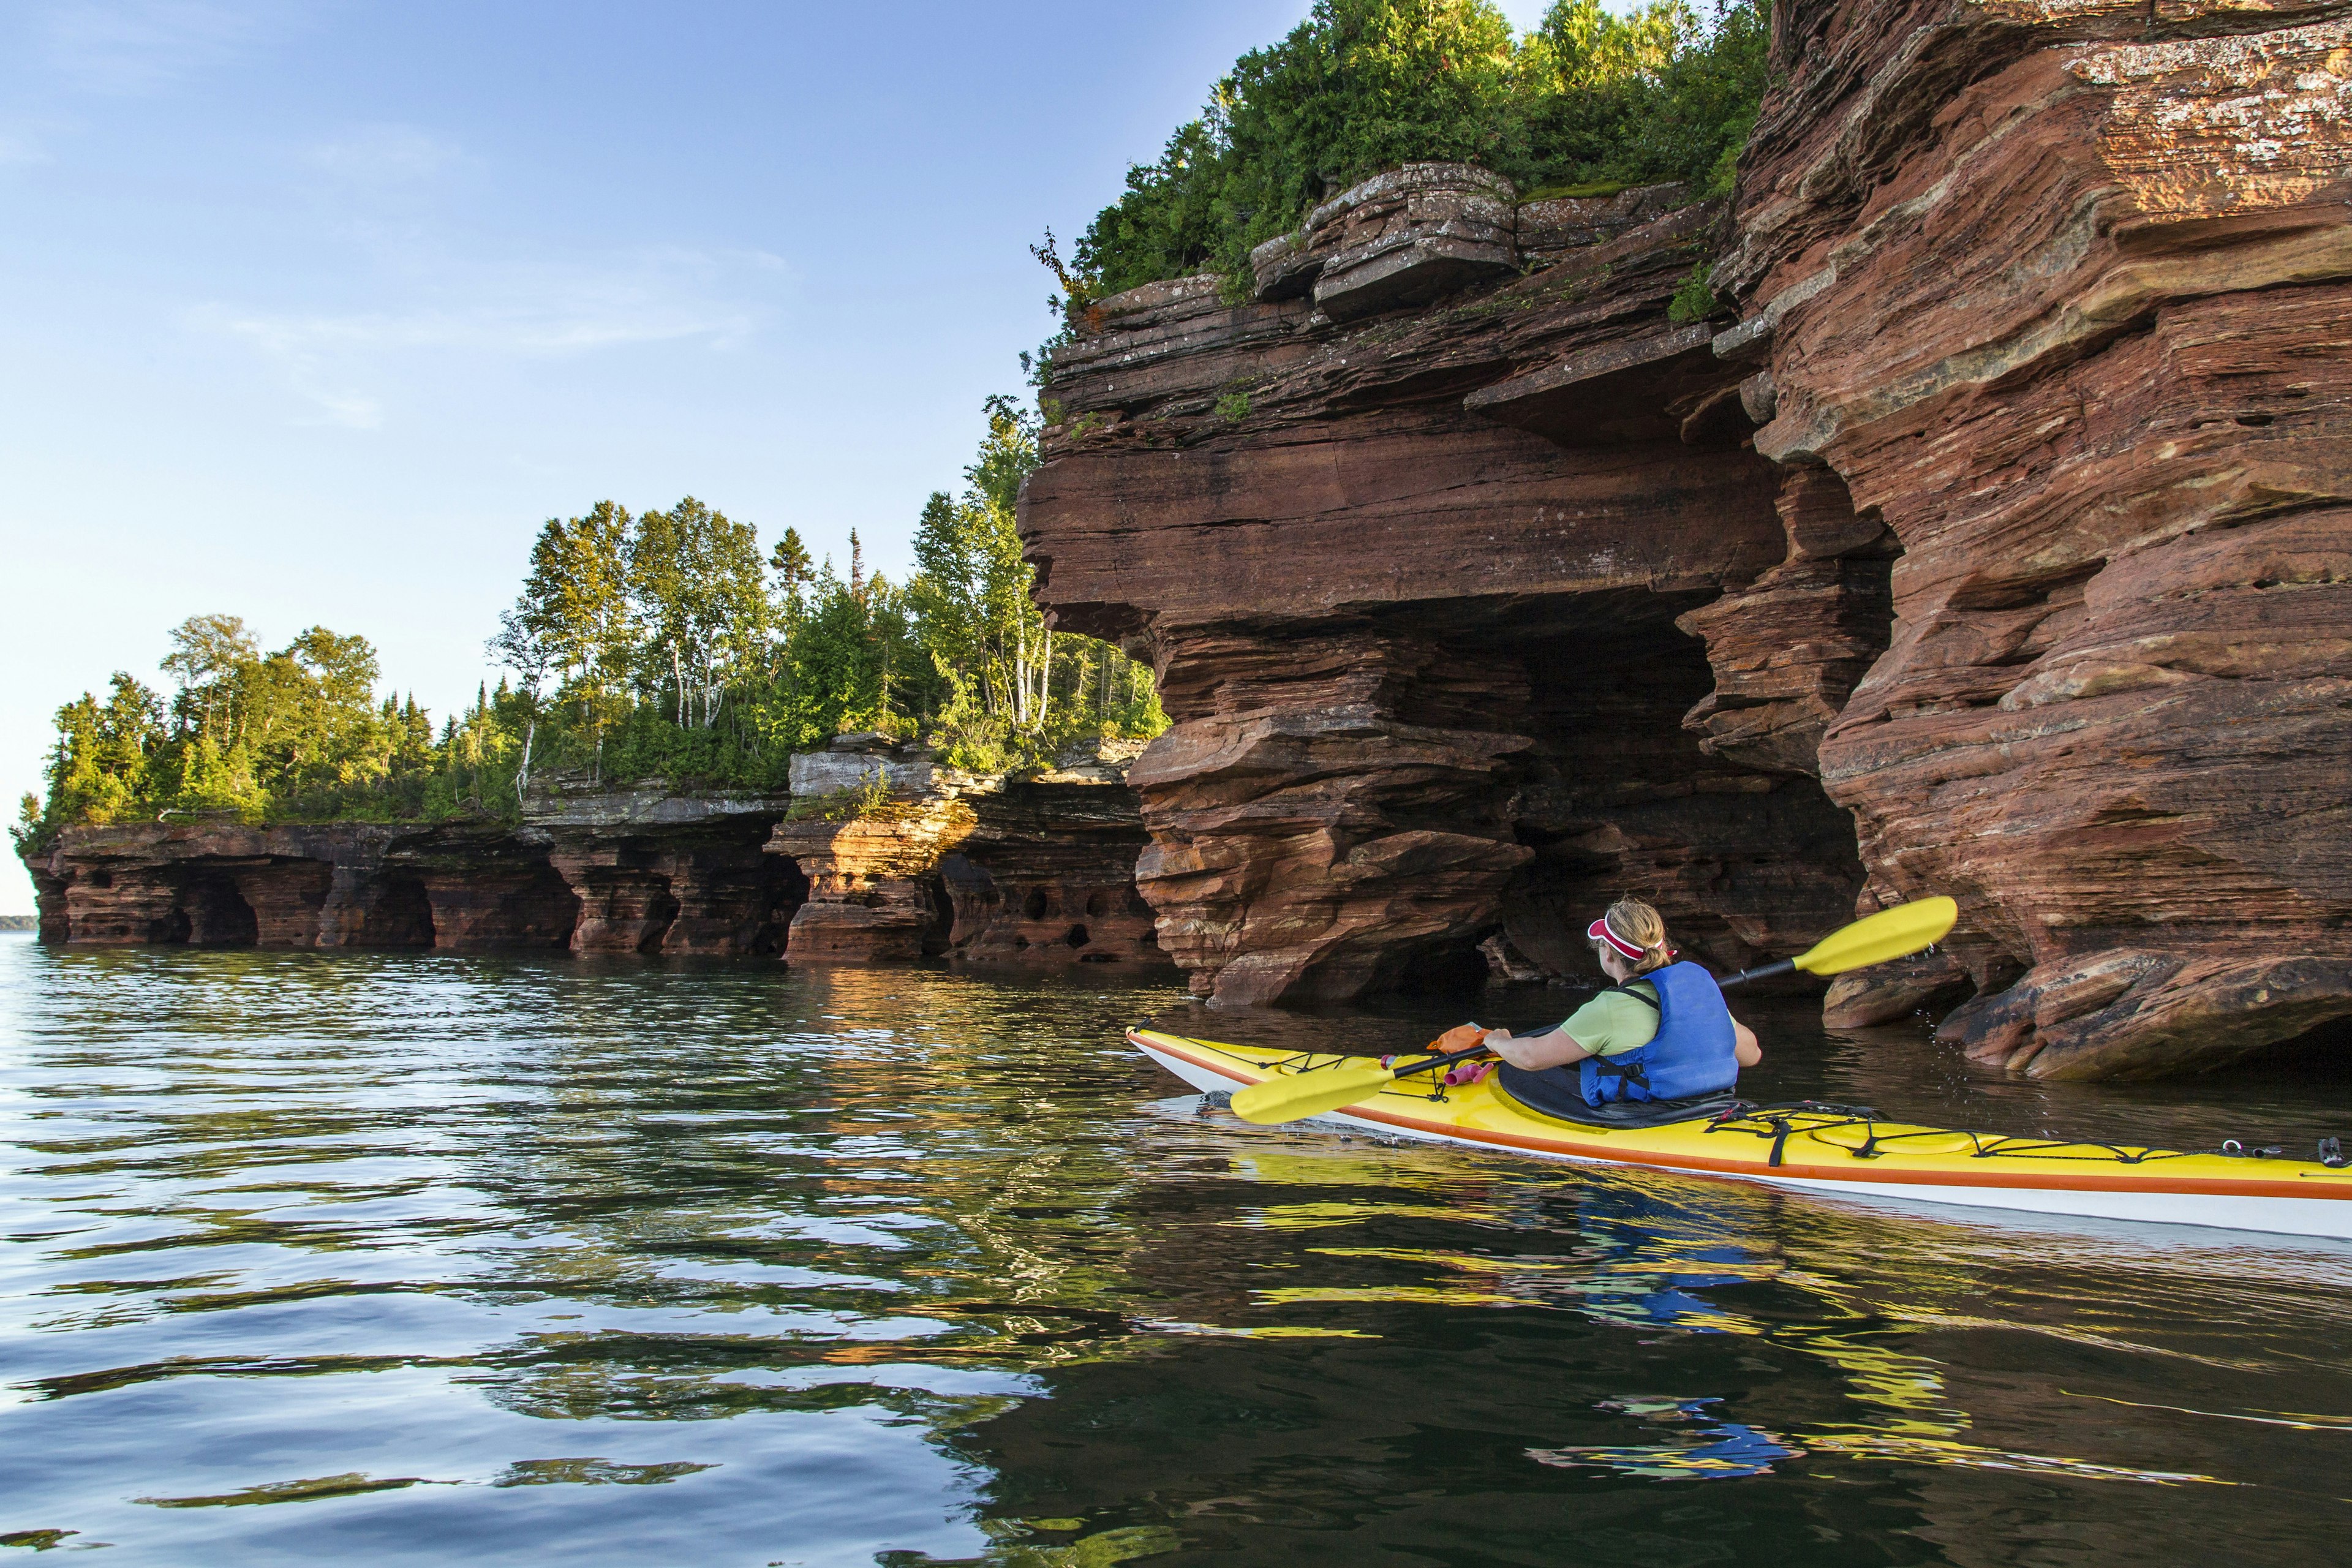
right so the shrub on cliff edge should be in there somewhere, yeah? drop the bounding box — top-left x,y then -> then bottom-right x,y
1070,0 -> 1770,298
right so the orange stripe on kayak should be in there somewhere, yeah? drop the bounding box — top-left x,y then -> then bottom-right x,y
1129,1030 -> 2352,1205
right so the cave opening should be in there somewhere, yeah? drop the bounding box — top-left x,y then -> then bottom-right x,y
466,863 -> 582,950
177,869 -> 259,947
532,865 -> 584,948
1388,942 -> 1495,998
234,858 -> 333,947
638,888 -> 682,953
1507,592 -> 1869,983
1363,581 -> 1875,991
2238,1011 -> 2352,1082
749,853 -> 810,956
919,872 -> 956,957
371,873 -> 437,948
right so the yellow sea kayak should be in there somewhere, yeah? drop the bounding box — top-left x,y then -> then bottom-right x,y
1130,1027 -> 2352,1241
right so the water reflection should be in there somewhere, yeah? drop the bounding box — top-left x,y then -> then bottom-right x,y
3,938 -> 2351,1565
1528,1397 -> 1804,1480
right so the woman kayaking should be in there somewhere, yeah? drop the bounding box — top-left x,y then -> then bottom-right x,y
1442,897 -> 1760,1110
1140,894 -> 2352,1239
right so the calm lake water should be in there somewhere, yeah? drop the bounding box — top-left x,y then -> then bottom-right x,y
5,932 -> 2352,1566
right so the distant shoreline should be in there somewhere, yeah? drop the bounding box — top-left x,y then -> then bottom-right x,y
0,915 -> 36,932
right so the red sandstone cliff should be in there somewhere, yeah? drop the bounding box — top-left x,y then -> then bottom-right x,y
1721,0 -> 2352,1076
1019,1 -> 2352,1076
1022,174 -> 1872,1008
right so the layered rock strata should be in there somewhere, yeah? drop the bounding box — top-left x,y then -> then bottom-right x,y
941,746 -> 1167,968
769,736 -> 947,963
774,734 -> 1171,970
1025,6 -> 2352,1076
1714,0 -> 2352,1076
17,743 -> 1167,973
15,821 -> 578,952
534,786 -> 805,955
1025,168 -> 1869,1005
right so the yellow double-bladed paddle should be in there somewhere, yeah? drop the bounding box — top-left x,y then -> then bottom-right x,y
1228,895 -> 1958,1126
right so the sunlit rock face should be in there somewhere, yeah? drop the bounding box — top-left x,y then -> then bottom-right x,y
1025,0 -> 2352,1072
1724,0 -> 2352,1076
772,743 -> 1173,973
1023,179 -> 1873,1006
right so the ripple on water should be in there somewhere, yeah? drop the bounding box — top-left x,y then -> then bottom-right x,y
3,937 -> 2352,1564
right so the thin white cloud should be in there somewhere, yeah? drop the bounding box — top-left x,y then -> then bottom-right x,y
298,388 -> 385,431
41,0 -> 273,95
304,125 -> 464,185
0,135 -> 53,166
190,247 -> 792,428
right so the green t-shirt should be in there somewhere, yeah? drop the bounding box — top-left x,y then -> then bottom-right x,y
1561,979 -> 1660,1058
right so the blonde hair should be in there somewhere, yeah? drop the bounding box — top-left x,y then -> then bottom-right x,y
1600,896 -> 1672,976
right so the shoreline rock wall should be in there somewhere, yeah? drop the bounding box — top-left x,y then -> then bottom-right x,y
14,738 -> 1173,976
1722,0 -> 2352,1076
1019,0 -> 2352,1076
13,821 -> 576,952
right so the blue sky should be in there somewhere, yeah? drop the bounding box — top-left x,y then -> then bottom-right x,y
0,0 -> 1561,914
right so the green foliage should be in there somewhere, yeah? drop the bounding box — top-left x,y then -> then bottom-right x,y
1215,389 -> 1251,423
784,774 -> 893,824
1068,0 -> 1770,298
26,624 -> 446,835
1667,260 -> 1719,323
28,398 -> 1171,837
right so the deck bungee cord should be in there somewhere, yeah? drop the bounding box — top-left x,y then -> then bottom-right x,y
1690,1103 -> 2186,1170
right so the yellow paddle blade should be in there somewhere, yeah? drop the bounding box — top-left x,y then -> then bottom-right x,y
1792,896 -> 1958,977
1230,1060 -> 1404,1125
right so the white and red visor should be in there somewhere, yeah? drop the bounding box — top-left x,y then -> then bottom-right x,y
1587,917 -> 1646,960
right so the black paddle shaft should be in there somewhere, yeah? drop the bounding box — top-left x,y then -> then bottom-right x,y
1389,1047 -> 1489,1080
1719,957 -> 1795,989
1416,957 -> 1788,1074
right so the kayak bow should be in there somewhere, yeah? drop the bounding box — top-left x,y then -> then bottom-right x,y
1132,1027 -> 2352,1241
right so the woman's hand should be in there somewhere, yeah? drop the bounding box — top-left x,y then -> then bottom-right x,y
1480,1027 -> 1593,1072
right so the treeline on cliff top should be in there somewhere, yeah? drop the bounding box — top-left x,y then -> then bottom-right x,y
17,398 -> 1165,843
1068,0 -> 1768,298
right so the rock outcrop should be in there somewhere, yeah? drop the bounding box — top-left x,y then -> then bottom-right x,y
1024,171 -> 1866,1006
535,786 -> 805,955
763,736 -> 960,963
1714,0 -> 2352,1076
940,745 -> 1167,969
17,741 -> 1169,973
13,820 -> 578,952
1020,4 -> 2352,1075
773,734 -> 1172,970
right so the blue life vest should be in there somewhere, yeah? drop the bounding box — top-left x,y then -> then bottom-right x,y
1577,960 -> 1740,1107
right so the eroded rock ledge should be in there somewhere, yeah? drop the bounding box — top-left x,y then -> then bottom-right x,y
15,736 -> 1172,976
1023,169 -> 1874,1007
1726,0 -> 2352,1077
1020,0 -> 2352,1076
